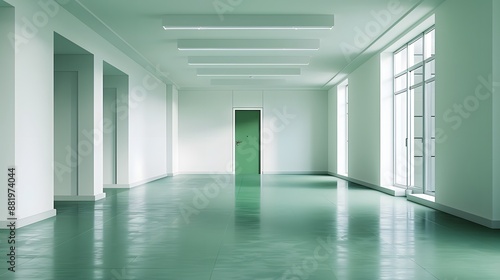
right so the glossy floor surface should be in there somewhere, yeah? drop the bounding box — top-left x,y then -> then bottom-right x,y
1,175 -> 500,279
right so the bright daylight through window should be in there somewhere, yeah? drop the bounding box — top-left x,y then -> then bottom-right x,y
394,27 -> 435,195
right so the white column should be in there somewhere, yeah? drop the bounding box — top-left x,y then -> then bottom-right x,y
0,6 -> 16,227
166,85 -> 179,176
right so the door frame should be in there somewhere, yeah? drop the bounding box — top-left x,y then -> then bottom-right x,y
232,108 -> 263,174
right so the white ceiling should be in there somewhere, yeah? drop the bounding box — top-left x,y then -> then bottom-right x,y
57,0 -> 444,90
0,0 -> 11,7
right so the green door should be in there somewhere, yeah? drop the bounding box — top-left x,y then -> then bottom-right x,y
235,110 -> 261,174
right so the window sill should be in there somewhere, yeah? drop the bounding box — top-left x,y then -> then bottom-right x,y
407,193 -> 436,209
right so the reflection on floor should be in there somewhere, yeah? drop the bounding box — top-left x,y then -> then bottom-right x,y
1,175 -> 499,279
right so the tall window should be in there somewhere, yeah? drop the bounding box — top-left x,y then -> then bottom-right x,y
338,80 -> 349,176
394,27 -> 435,194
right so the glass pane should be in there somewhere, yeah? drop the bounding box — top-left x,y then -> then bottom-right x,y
413,156 -> 423,189
426,81 -> 436,116
337,85 -> 348,176
395,93 -> 408,186
410,66 -> 423,86
408,36 -> 424,67
394,47 -> 408,74
427,156 -> 435,192
424,29 -> 435,59
431,138 -> 436,157
414,116 -> 423,138
430,116 -> 436,138
414,138 -> 423,157
425,59 -> 435,80
395,74 -> 407,92
412,86 -> 423,116
346,89 -> 349,155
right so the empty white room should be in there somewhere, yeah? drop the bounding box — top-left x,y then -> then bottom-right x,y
1,0 -> 500,279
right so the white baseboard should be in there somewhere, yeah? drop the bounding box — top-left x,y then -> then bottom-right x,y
55,193 -> 106,201
129,174 -> 169,188
263,171 -> 329,175
104,184 -> 132,189
0,209 -> 57,229
177,171 -> 328,176
407,195 -> 500,229
328,172 -> 406,197
434,203 -> 500,229
177,172 -> 233,175
104,174 -> 171,189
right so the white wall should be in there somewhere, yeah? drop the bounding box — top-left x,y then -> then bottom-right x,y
493,1 -> 500,221
348,55 -> 381,186
178,90 -> 233,174
263,91 -> 328,174
2,0 -> 168,227
12,1 -> 57,221
0,5 -> 15,223
128,74 -> 167,184
328,52 -> 393,190
178,90 -> 328,174
233,90 -> 263,107
435,0 -> 494,220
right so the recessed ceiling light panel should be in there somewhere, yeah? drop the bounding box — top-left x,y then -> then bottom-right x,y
163,14 -> 334,30
211,79 -> 287,86
197,68 -> 300,77
188,56 -> 311,66
178,39 -> 320,51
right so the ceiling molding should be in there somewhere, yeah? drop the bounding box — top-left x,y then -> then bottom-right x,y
322,0 -> 444,89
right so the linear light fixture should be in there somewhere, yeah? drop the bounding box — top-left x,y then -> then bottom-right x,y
163,14 -> 334,30
178,39 -> 320,51
211,79 -> 286,86
197,68 -> 300,77
188,56 -> 311,66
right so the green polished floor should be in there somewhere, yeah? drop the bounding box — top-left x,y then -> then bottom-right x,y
1,175 -> 500,279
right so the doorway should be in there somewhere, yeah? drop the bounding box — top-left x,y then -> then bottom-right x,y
234,109 -> 261,174
103,88 -> 117,184
54,71 -> 78,196
103,61 -> 129,188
